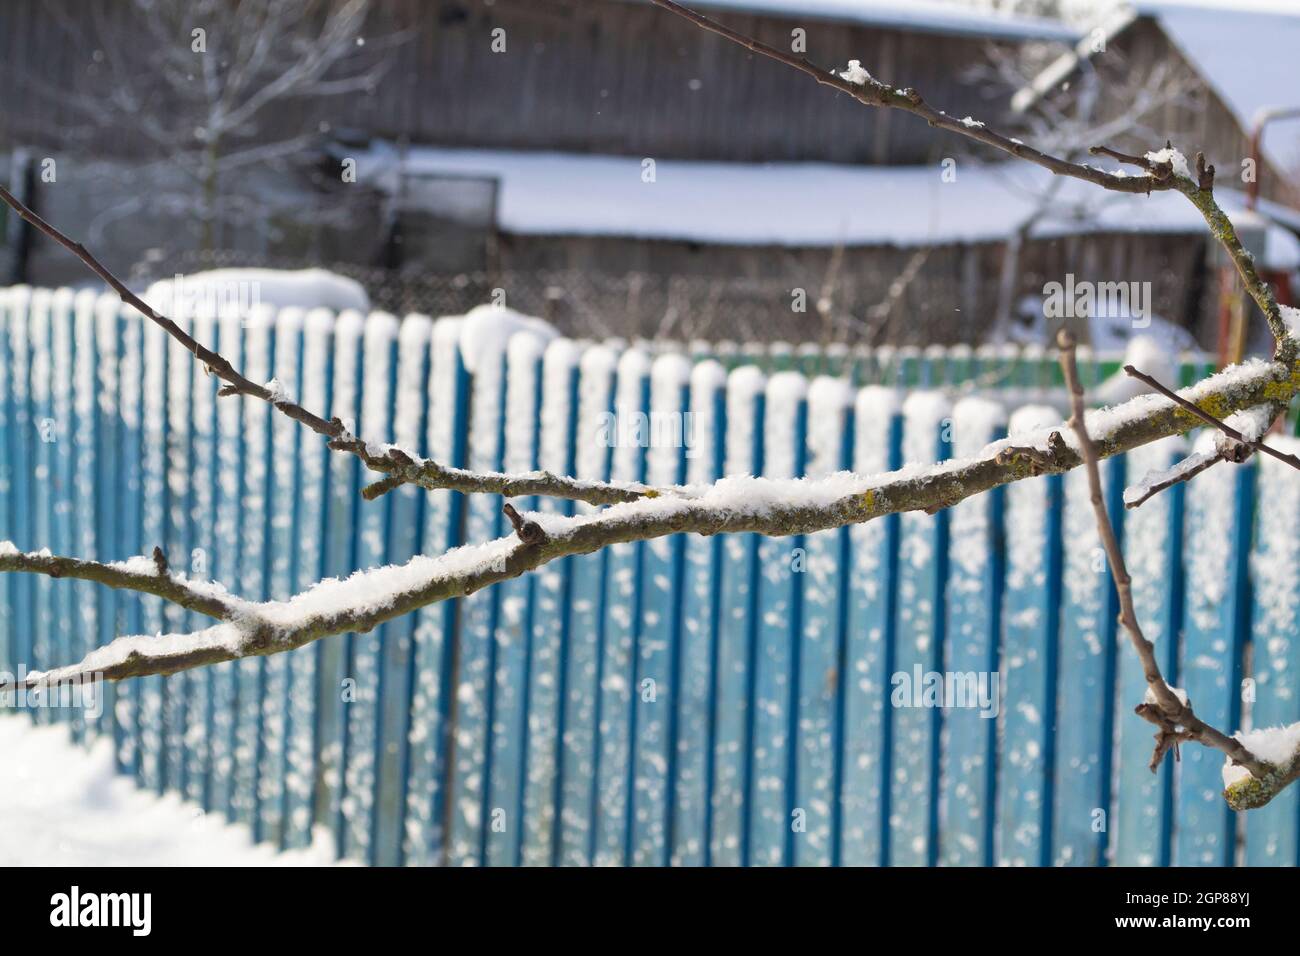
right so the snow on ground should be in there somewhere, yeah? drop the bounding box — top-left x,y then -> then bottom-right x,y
0,717 -> 340,866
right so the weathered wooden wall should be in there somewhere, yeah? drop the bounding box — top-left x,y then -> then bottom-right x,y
491,229 -> 1209,344
0,0 -> 1035,164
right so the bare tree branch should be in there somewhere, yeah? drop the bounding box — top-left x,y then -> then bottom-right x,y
1124,364 -> 1300,472
0,543 -> 236,620
1122,448 -> 1223,510
7,347 -> 1300,694
1055,330 -> 1276,801
648,0 -> 1295,363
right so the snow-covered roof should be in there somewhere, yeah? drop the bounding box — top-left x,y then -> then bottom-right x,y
358,144 -> 1300,269
1136,1 -> 1300,171
1016,1 -> 1300,172
637,0 -> 1077,41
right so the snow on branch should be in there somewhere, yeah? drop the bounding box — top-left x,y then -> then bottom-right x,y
8,353 -> 1300,707
0,542 -> 238,620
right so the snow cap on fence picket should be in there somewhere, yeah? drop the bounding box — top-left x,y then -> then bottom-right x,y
579,341 -> 617,380
507,322 -> 550,370
431,314 -> 462,352
951,395 -> 1007,458
543,335 -> 581,374
1094,335 -> 1178,406
574,344 -> 617,484
28,288 -> 53,405
766,369 -> 808,403
806,376 -> 853,476
616,344 -> 652,384
71,285 -> 97,316
425,316 -> 465,469
303,306 -> 334,338
808,375 -> 853,411
275,306 -> 306,337
724,364 -> 766,476
690,356 -> 727,394
458,304 -> 557,374
1006,403 -> 1061,438
901,390 -> 951,465
726,362 -> 765,398
332,308 -> 365,350
505,331 -> 546,475
3,284 -> 31,314
393,315 -> 433,450
853,385 -> 900,474
651,350 -> 692,392
687,360 -> 726,484
764,371 -> 808,480
538,338 -> 580,475
646,352 -> 692,485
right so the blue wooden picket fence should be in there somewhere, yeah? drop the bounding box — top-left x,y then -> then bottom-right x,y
0,285 -> 1296,867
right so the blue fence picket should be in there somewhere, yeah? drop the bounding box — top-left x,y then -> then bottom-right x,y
1176,434 -> 1253,867
340,311 -> 399,863
28,290 -> 53,706
367,315 -> 433,866
161,307 -> 195,793
1245,439 -> 1300,865
555,344 -> 617,866
448,309 -> 515,867
70,291 -> 101,719
629,353 -> 691,866
207,307 -> 245,816
888,392 -> 951,866
1053,455 -> 1124,866
283,308 -> 335,850
669,359 -> 726,867
1114,436 -> 1186,866
0,289 -> 16,677
67,292 -> 101,741
256,307 -> 306,847
709,365 -> 764,866
792,377 -> 853,867
135,313 -> 169,787
520,338 -> 581,866
840,386 -> 901,866
592,348 -> 651,867
182,307 -> 219,807
748,371 -> 806,867
91,294 -> 123,751
486,332 -> 545,867
48,291 -> 77,728
316,309 -> 366,852
995,404 -> 1063,867
940,396 -> 1006,866
232,306 -> 276,822
403,317 -> 469,866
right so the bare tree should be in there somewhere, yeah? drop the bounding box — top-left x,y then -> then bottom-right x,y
4,0 -> 1300,813
11,0 -> 403,250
